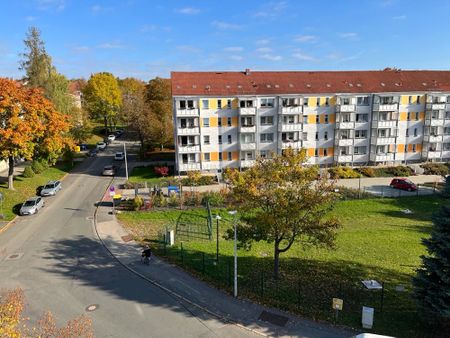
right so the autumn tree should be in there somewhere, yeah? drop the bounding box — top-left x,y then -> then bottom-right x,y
224,149 -> 340,279
146,77 -> 173,150
83,72 -> 122,136
0,78 -> 73,189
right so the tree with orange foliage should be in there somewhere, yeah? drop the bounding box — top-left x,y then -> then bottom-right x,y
0,78 -> 73,190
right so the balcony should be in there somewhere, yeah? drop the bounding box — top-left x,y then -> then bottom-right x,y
280,140 -> 302,149
177,108 -> 199,116
179,162 -> 201,171
423,150 -> 442,159
279,123 -> 302,132
178,127 -> 200,135
373,104 -> 398,111
201,162 -> 220,170
336,138 -> 353,147
426,103 -> 446,110
178,144 -> 200,153
334,155 -> 353,163
281,106 -> 303,114
240,142 -> 256,151
336,121 -> 355,129
240,160 -> 256,168
336,105 -> 355,112
239,125 -> 256,133
371,136 -> 396,145
239,107 -> 256,115
370,153 -> 395,162
424,135 -> 443,143
373,120 -> 397,128
425,119 -> 444,126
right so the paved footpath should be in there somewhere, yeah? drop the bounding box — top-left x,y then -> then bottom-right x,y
95,194 -> 355,338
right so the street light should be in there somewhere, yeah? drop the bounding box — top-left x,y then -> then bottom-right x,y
123,142 -> 129,180
215,215 -> 222,263
228,210 -> 238,298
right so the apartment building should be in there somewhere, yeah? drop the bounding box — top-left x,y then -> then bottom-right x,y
172,69 -> 450,174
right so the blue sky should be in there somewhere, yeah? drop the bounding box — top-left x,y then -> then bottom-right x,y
1,0 -> 450,80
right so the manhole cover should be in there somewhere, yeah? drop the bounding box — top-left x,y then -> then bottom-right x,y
258,310 -> 289,327
85,304 -> 99,312
121,235 -> 133,242
5,253 -> 24,261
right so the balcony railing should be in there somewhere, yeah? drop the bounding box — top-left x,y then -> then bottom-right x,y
239,107 -> 257,115
177,108 -> 199,116
372,120 -> 397,128
370,153 -> 395,162
281,106 -> 303,114
425,119 -> 444,126
178,144 -> 200,153
240,160 -> 256,168
373,103 -> 398,111
240,142 -> 257,151
336,105 -> 356,112
278,123 -> 302,132
336,121 -> 355,129
426,103 -> 446,110
336,138 -> 353,147
239,125 -> 256,133
334,154 -> 353,163
178,127 -> 200,135
280,140 -> 302,149
424,135 -> 443,143
422,150 -> 442,159
371,136 -> 396,145
179,162 -> 201,171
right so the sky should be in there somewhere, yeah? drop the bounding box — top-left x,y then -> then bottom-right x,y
1,0 -> 450,81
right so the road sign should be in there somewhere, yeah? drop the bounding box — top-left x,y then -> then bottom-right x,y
332,298 -> 343,310
109,186 -> 115,197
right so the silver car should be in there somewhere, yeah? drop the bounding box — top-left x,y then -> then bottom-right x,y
102,165 -> 116,176
40,180 -> 62,196
20,197 -> 44,215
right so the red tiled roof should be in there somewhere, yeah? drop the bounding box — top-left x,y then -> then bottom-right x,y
171,69 -> 450,96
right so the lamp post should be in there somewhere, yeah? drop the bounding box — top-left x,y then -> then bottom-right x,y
215,215 -> 221,263
228,210 -> 238,298
123,142 -> 129,180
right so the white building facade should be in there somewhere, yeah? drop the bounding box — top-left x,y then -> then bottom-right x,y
172,70 -> 450,174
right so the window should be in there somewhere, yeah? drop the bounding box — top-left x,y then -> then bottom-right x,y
217,100 -> 222,109
202,100 -> 209,109
282,132 -> 296,141
444,143 -> 450,151
432,110 -> 440,119
219,153 -> 222,161
260,150 -> 267,158
315,132 -> 319,140
407,112 -> 411,121
315,115 -> 319,123
376,145 -> 387,154
355,130 -> 367,138
260,116 -> 274,125
342,97 -> 350,105
406,129 -> 409,137
228,135 -> 232,144
218,118 -> 222,127
324,115 -> 329,124
417,95 -> 421,104
203,118 -> 210,127
379,112 -> 388,121
302,132 -> 308,141
284,115 -> 295,124
414,128 -> 418,137
282,98 -> 299,107
303,115 -> 308,124
325,97 -> 330,106
356,114 -> 368,122
380,96 -> 395,104
241,134 -> 255,143
446,111 -> 450,119
227,99 -> 232,109
314,149 -> 318,157
203,135 -> 210,145
204,153 -> 211,161
378,129 -> 388,137
180,100 -> 186,109
304,98 -> 309,106
323,148 -> 328,156
354,146 -> 367,155
445,127 -> 450,135
260,133 -> 274,143
260,98 -> 275,108
240,100 -> 253,108
180,118 -> 187,128
241,117 -> 254,126
415,112 -> 419,120
408,96 -> 413,104
340,147 -> 349,155
180,135 -> 197,146
228,152 -> 232,161
324,131 -> 328,140
316,98 -> 320,106
412,144 -> 417,152
218,135 -> 222,144
357,96 -> 369,106
227,117 -> 232,126
187,100 -> 194,109
182,153 -> 196,163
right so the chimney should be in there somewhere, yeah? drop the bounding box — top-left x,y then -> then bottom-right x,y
245,68 -> 251,75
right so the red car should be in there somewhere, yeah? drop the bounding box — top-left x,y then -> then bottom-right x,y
390,178 -> 417,191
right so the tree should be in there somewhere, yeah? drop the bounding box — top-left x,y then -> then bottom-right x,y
442,175 -> 450,198
0,78 -> 73,189
83,72 -> 122,136
224,149 -> 340,279
146,77 -> 173,150
413,204 -> 450,327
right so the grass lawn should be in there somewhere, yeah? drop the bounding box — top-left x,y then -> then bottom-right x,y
128,165 -> 176,185
0,162 -> 74,221
117,196 -> 445,337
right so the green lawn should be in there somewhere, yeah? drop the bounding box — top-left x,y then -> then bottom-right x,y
0,162 -> 73,221
117,196 -> 445,337
128,165 -> 176,185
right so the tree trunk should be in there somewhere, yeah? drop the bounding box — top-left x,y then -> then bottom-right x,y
8,156 -> 15,190
273,241 -> 280,280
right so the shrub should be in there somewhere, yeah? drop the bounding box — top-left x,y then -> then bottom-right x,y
181,173 -> 216,186
168,194 -> 181,207
198,175 -> 216,186
122,181 -> 145,189
132,196 -> 144,211
38,158 -> 49,170
183,191 -> 202,206
22,166 -> 35,178
357,167 -> 376,177
421,163 -> 449,176
31,161 -> 45,174
335,186 -> 377,200
390,165 -> 414,177
154,166 -> 169,177
328,167 -> 361,179
153,194 -> 167,207
201,191 -> 225,207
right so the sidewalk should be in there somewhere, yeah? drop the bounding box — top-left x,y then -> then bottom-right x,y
95,199 -> 354,338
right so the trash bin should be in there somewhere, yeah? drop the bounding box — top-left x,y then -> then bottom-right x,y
166,230 -> 175,246
362,306 -> 374,329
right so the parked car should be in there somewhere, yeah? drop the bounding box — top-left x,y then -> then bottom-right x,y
88,148 -> 98,157
102,165 -> 116,176
114,152 -> 125,161
115,129 -> 124,137
40,180 -> 62,196
107,134 -> 116,142
20,196 -> 44,215
96,141 -> 107,150
390,178 -> 417,191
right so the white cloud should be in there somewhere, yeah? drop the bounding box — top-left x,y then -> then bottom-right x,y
338,32 -> 358,40
176,45 -> 201,53
292,51 -> 318,62
224,46 -> 244,52
253,1 -> 287,18
176,7 -> 201,15
211,20 -> 241,30
256,47 -> 272,53
230,55 -> 243,61
73,46 -> 90,52
260,54 -> 282,61
294,35 -> 317,43
35,0 -> 65,11
98,42 -> 126,49
392,15 -> 406,20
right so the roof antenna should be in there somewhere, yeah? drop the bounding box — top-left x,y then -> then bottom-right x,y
245,68 -> 251,75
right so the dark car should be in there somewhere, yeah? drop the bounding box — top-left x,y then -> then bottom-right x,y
390,178 -> 417,191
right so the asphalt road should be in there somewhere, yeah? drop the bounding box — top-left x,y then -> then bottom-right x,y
0,141 -> 259,338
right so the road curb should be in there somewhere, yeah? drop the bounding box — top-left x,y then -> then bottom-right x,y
92,181 -> 268,337
0,216 -> 18,235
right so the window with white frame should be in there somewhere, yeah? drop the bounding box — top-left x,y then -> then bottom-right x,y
228,135 -> 232,144
303,115 -> 308,124
342,97 -> 350,105
182,153 -> 196,163
228,152 -> 232,161
202,100 -> 209,109
355,130 -> 367,139
227,117 -> 232,126
260,116 -> 274,125
324,115 -> 329,124
217,100 -> 222,109
241,117 -> 254,126
324,131 -> 328,140
227,99 -> 232,109
356,114 -> 368,122
260,98 -> 275,108
179,100 -> 186,109
203,118 -> 210,127
445,127 -> 450,135
259,150 -> 268,158
444,143 -> 450,151
218,135 -> 222,144
354,146 -> 367,155
282,132 -> 296,141
376,145 -> 388,154
282,97 -> 300,107
203,135 -> 210,144
204,153 -> 211,161
241,133 -> 255,143
219,153 -> 222,161
260,133 -> 274,143
240,100 -> 253,108
357,96 -> 369,106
